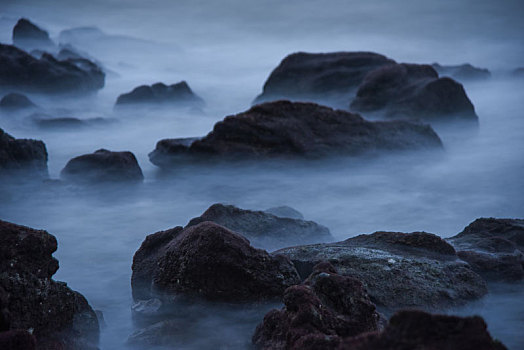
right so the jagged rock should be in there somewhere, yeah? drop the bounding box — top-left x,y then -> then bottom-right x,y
252,262 -> 383,350
0,93 -> 36,110
254,52 -> 395,106
0,44 -> 104,94
275,231 -> 487,310
0,128 -> 48,178
185,203 -> 333,250
351,63 -> 478,123
12,18 -> 54,51
264,206 -> 304,220
448,218 -> 524,281
131,221 -> 300,302
149,101 -> 442,168
115,81 -> 204,107
60,149 -> 144,183
0,220 -> 99,350
432,63 -> 491,81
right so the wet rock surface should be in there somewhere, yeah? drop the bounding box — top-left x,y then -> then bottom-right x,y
149,101 -> 442,167
252,262 -> 383,350
12,18 -> 55,51
60,148 -> 144,183
448,218 -> 524,281
131,221 -> 300,302
0,92 -> 36,110
432,63 -> 491,81
0,128 -> 48,178
350,63 -> 478,123
0,44 -> 104,94
115,81 -> 204,106
0,220 -> 99,350
275,231 -> 487,310
186,203 -> 333,250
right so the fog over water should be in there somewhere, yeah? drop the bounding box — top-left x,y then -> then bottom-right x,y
1,0 -> 523,349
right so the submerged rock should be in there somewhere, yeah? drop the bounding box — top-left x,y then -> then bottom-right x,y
0,44 -> 104,94
12,18 -> 54,51
0,220 -> 99,349
448,218 -> 524,281
60,148 -> 143,183
115,81 -> 204,107
432,63 -> 491,81
254,51 -> 395,106
252,262 -> 383,350
131,221 -> 300,302
275,231 -> 487,310
0,128 -> 48,178
0,93 -> 36,110
149,101 -> 442,168
350,63 -> 478,123
186,203 -> 333,250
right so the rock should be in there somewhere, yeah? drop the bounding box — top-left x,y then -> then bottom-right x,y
0,220 -> 99,349
127,320 -> 180,347
0,330 -> 37,350
34,117 -> 87,129
149,101 -> 442,168
115,81 -> 204,107
0,93 -> 36,110
60,148 -> 144,183
350,63 -> 478,124
131,221 -> 300,302
252,262 -> 383,350
0,128 -> 48,178
264,206 -> 304,220
254,52 -> 395,107
12,18 -> 54,51
0,44 -> 104,94
275,231 -> 487,310
185,203 -> 333,250
448,218 -> 524,281
339,310 -> 507,350
432,63 -> 491,81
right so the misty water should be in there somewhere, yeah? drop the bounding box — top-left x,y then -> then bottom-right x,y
1,0 -> 524,349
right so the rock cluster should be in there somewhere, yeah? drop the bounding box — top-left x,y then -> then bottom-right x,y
115,81 -> 204,107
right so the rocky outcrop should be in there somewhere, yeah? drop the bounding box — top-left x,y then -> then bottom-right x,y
0,220 -> 99,350
115,81 -> 204,107
0,128 -> 48,178
350,63 -> 478,123
0,330 -> 37,350
60,149 -> 144,183
339,310 -> 506,350
149,101 -> 442,168
432,63 -> 491,81
12,18 -> 54,51
275,231 -> 487,310
254,52 -> 395,106
0,44 -> 104,94
252,262 -> 383,350
264,206 -> 304,220
448,218 -> 524,281
0,93 -> 36,110
185,203 -> 333,250
131,221 -> 300,302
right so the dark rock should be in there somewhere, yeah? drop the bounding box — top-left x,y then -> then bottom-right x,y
131,221 -> 300,302
254,52 -> 395,107
186,203 -> 333,250
0,220 -> 99,349
339,310 -> 507,350
34,117 -> 87,129
0,44 -> 104,94
149,101 -> 442,168
115,81 -> 204,107
0,128 -> 48,178
0,330 -> 37,350
432,63 -> 491,81
448,218 -> 524,281
252,262 -> 383,350
60,148 -> 144,183
12,18 -> 54,51
351,63 -> 478,123
264,206 -> 304,220
275,231 -> 487,310
0,93 -> 36,110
